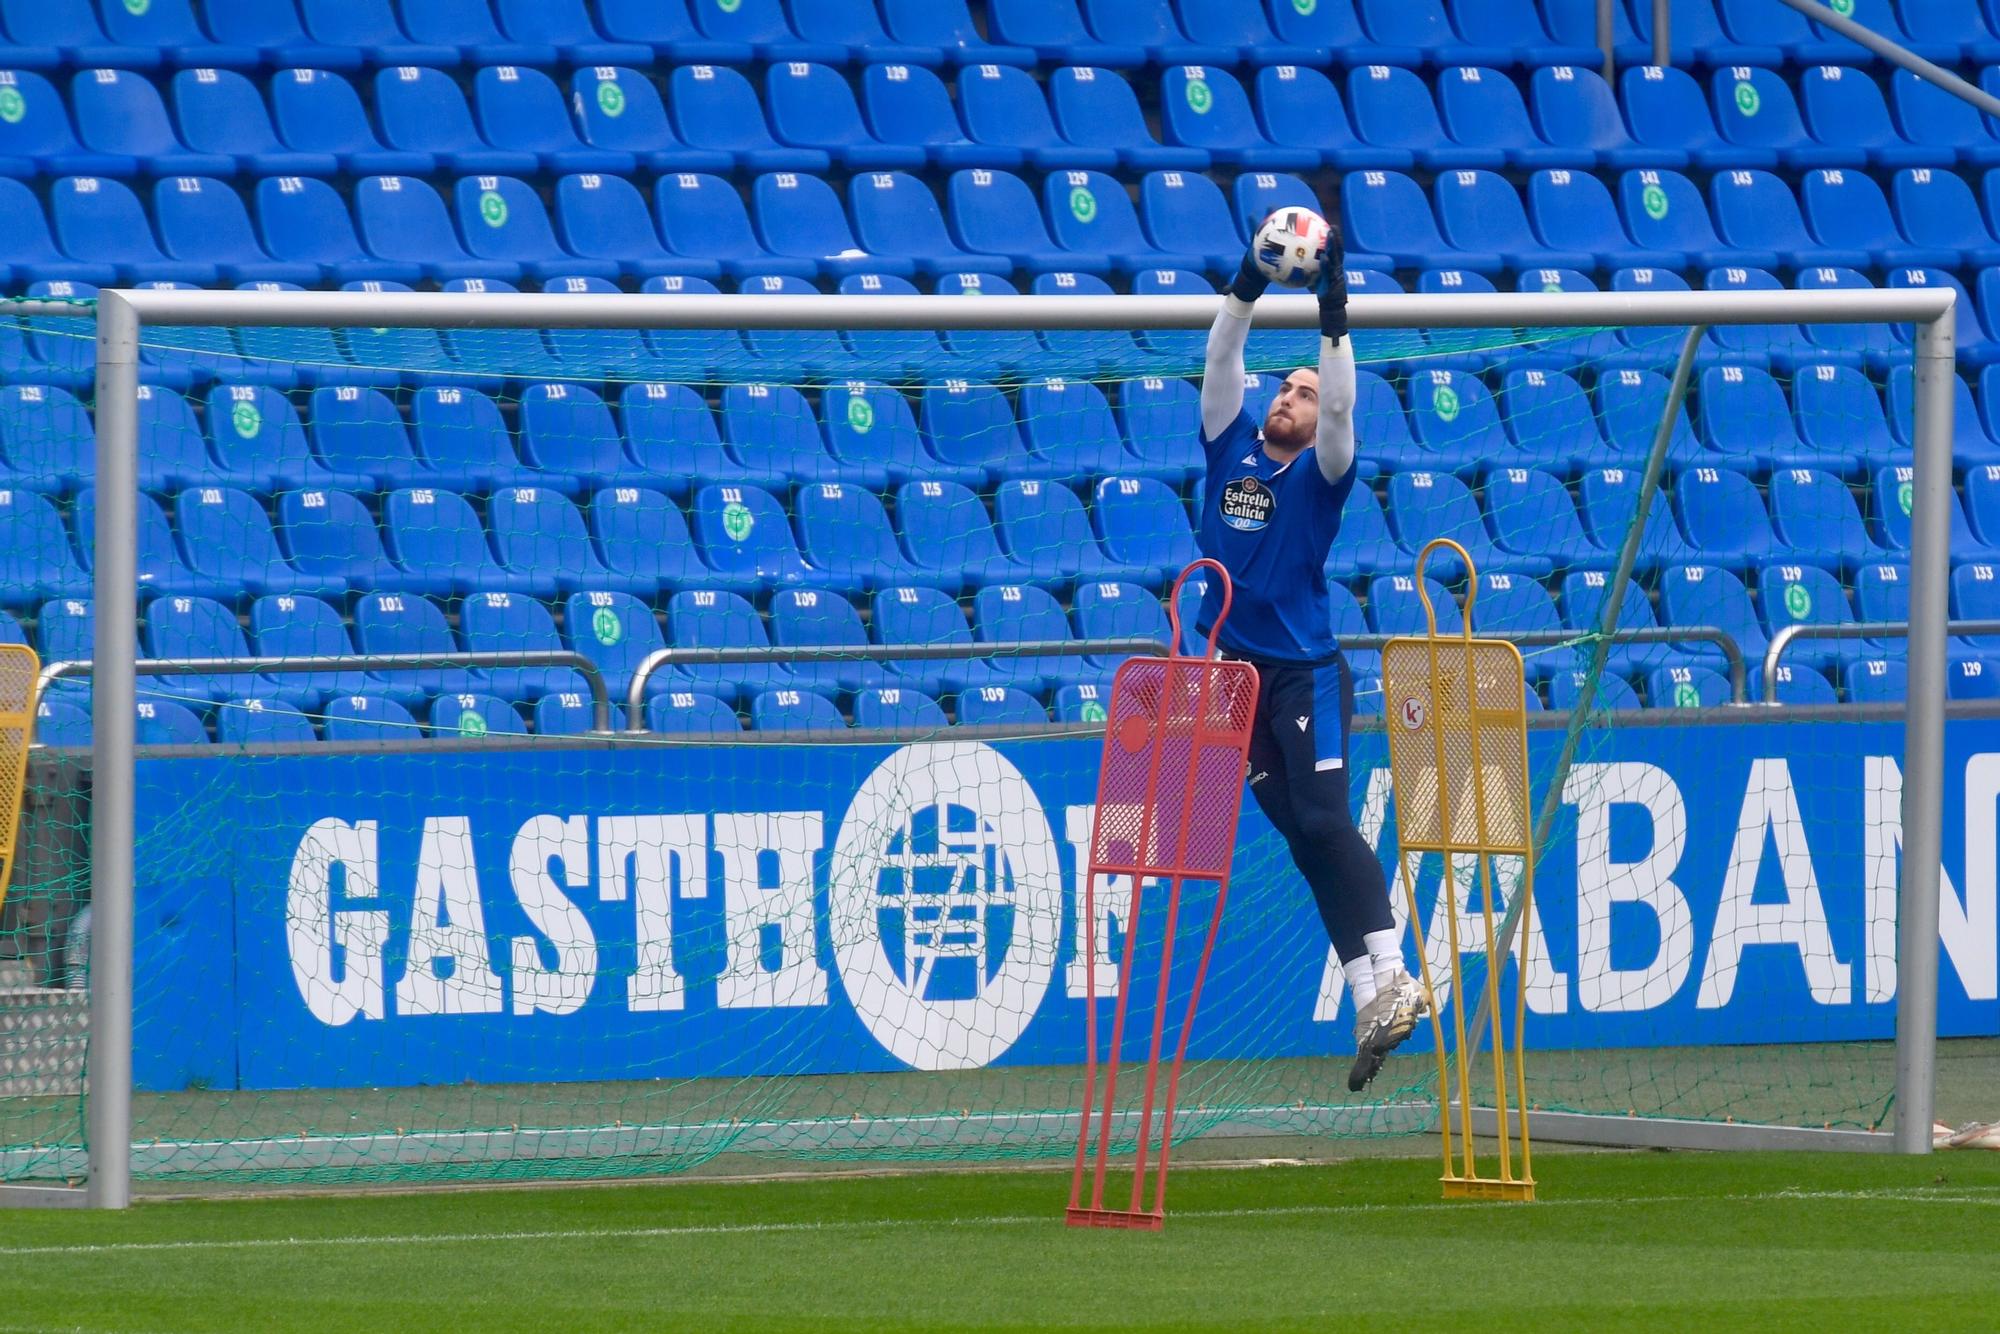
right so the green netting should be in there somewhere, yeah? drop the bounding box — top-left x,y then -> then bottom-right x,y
0,296 -> 1954,1191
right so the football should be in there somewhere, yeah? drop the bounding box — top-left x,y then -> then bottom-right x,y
1251,206 -> 1331,289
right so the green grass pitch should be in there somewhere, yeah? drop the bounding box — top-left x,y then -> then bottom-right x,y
2,1150 -> 1997,1332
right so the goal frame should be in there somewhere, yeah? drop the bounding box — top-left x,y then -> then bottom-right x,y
9,286 -> 1959,1207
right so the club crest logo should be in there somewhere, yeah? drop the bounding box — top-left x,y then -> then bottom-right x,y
830,742 -> 1061,1071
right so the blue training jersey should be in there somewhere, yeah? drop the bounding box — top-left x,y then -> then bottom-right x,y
1194,408 -> 1357,663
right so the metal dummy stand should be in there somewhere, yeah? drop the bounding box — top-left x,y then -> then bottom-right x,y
1067,559 -> 1260,1230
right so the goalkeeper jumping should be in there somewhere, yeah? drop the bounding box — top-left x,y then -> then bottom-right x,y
1193,204 -> 1426,1092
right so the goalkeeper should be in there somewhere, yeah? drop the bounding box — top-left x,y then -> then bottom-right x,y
1193,207 -> 1426,1092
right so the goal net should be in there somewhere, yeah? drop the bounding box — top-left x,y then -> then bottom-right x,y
0,286 -> 1974,1192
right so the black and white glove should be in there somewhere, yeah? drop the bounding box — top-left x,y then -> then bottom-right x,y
1315,216 -> 1348,343
1226,251 -> 1270,306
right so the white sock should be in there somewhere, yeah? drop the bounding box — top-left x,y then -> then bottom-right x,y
1363,928 -> 1406,991
1343,956 -> 1378,1010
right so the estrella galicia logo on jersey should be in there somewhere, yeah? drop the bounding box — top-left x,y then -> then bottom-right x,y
1219,475 -> 1276,531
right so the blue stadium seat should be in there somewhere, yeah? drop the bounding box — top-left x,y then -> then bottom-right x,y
561,588 -> 669,702
305,384 -> 424,491
487,0 -> 649,63
948,168 -> 1102,275
268,69 -> 430,177
348,589 -> 479,703
1612,168 -> 1729,269
170,69 -> 335,178
34,598 -> 93,701
642,690 -> 740,734
427,691 -> 525,739
1052,681 -> 1113,722
1071,577 -> 1173,679
589,485 -> 730,598
858,62 -> 1013,170
1366,573 -> 1462,640
958,62 -> 1114,171
1756,563 -> 1859,671
1401,367 -> 1511,474
1900,266 -> 1995,369
1890,167 -> 2000,270
669,64 -> 828,174
1485,465 -> 1604,570
1125,267 -> 1215,362
1435,169 -> 1593,271
769,586 -> 873,696
0,487 -> 86,603
1710,0 -> 1848,64
1352,0 -> 1480,64
380,487 -> 533,598
218,698 -> 318,745
1346,65 -> 1501,171
1768,467 -> 1887,574
765,62 -> 924,173
819,382 -> 964,490
1344,169 -> 1500,273
1658,561 -> 1764,676
78,486 -> 228,600
1673,466 -> 1783,570
397,0 -> 552,64
748,688 -> 843,732
1852,561 -> 1912,659
1953,564 -> 2000,660
1596,367 -> 1705,471
1962,468 -> 2000,555
1577,467 -> 1698,571
1645,663 -> 1729,708
1251,66 -> 1410,172
1266,0 -> 1392,65
1321,479 -> 1403,581
1874,465 -> 2000,561
470,65 -> 630,175
1048,65 -> 1205,170
276,489 -> 392,594
691,483 -> 815,591
1542,0 -> 1648,61
667,589 -> 797,704
1137,169 -> 1243,273
131,699 -> 208,746
1747,661 -> 1837,705
1113,376 -> 1203,484
990,0 -> 1142,65
920,380 -> 1046,484
974,582 -> 1094,693
548,175 -> 717,282
243,594 -> 365,706
45,175 -> 211,286
406,385 -> 560,496
1697,365 -> 1831,473
1937,370 -> 2000,466
1846,656 -> 1907,703
1907,0 -> 2000,61
297,0 -> 461,66
1438,66 -> 1585,170
1017,378 -> 1130,481
876,0 -> 1030,63
850,170 -> 1009,278
995,478 -> 1150,585
1042,168 -> 1173,274
373,67 -> 532,176
654,172 -> 815,281
720,381 -> 845,489
1709,66 -> 1845,171
1559,567 -> 1678,679
1460,0 -> 1602,64
1157,65 -> 1315,171
1493,368 -> 1602,473
833,272 -> 943,378
0,383 -> 89,493
896,479 -> 1031,588
1473,572 -> 1565,682
0,0 -> 157,70
1093,476 -> 1197,589
685,0 -> 841,62
1704,169 -> 1838,271
1621,66 -> 1765,171
490,485 -> 635,599
250,177 -> 415,286
0,182 -> 114,287
752,172 -> 914,281
318,694 -> 416,741
795,481 -> 934,594
1892,67 -> 2000,167
1076,0 -> 1229,64
1389,469 -> 1551,580
1799,65 -> 1940,170
1802,168 -> 1955,270
177,484 -> 349,599
957,684 -> 1049,725
1797,364 -> 1910,475
203,0 -> 362,68
350,175 -> 515,283
149,177 -> 317,287
604,384 -> 725,497
1323,579 -> 1375,676
1181,0 -> 1332,62
146,592 -> 287,706
784,0 -> 938,64
94,0 -> 249,68
133,385 -> 216,492
852,685 -> 944,730
0,69 -> 138,178
1786,264 -> 1877,369
870,585 -> 991,696
565,68 -> 729,175
1528,65 -> 1676,171
511,381 -> 634,494
1625,0 -> 1773,67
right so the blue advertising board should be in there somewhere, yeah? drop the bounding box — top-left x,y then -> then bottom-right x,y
129,720 -> 2000,1092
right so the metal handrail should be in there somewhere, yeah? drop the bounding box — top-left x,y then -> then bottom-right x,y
1344,625 -> 1747,704
39,651 -> 615,734
622,638 -> 1169,732
1762,619 -> 2000,705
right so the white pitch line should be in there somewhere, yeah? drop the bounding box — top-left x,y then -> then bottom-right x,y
2,1187 -> 1997,1260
